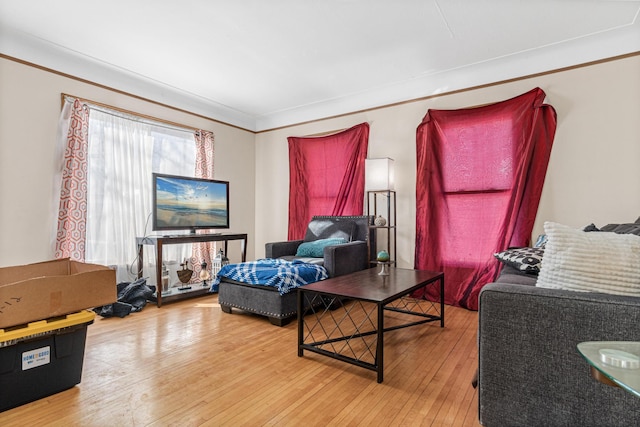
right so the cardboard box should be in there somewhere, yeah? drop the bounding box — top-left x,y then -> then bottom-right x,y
0,310 -> 95,411
0,259 -> 116,329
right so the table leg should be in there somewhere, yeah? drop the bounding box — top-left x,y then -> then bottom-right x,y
440,276 -> 445,327
377,301 -> 384,383
297,289 -> 304,357
156,242 -> 163,307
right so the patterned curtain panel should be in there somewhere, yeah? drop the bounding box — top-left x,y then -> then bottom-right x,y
192,130 -> 216,278
414,88 -> 557,310
287,123 -> 369,240
55,98 -> 90,261
54,96 -> 204,283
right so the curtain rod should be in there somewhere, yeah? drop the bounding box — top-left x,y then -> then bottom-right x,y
61,93 -> 203,134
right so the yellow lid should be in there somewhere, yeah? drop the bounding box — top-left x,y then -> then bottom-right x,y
0,310 -> 95,345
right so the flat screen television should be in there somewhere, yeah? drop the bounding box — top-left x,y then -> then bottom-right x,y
152,173 -> 229,233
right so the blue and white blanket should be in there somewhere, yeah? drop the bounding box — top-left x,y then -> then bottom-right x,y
210,258 -> 328,295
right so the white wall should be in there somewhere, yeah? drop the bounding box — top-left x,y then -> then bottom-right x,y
0,57 -> 256,267
255,54 -> 640,268
2,54 -> 639,270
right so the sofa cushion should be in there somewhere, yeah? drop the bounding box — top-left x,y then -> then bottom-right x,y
536,221 -> 640,296
495,265 -> 538,286
494,247 -> 544,274
296,237 -> 347,257
599,222 -> 640,236
304,218 -> 355,242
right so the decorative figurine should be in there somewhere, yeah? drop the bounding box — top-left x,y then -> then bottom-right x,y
376,250 -> 390,262
214,248 -> 230,267
377,250 -> 390,276
374,215 -> 387,226
199,260 -> 211,286
177,258 -> 193,290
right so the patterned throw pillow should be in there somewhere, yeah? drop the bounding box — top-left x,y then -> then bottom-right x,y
494,247 -> 544,274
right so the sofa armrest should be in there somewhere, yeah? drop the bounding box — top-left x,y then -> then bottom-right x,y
478,283 -> 640,426
323,240 -> 369,278
265,240 -> 303,259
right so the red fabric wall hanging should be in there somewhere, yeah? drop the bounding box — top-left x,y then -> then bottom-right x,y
414,88 -> 557,310
287,123 -> 369,240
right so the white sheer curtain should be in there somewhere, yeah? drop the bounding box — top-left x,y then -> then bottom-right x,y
85,107 -> 196,283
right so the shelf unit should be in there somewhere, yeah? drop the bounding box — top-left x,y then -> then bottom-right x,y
136,233 -> 247,307
366,190 -> 396,265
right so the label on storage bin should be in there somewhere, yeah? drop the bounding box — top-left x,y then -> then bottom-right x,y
22,346 -> 51,370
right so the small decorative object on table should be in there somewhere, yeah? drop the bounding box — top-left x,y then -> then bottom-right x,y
377,250 -> 390,276
214,249 -> 230,269
161,263 -> 170,293
210,249 -> 230,293
374,215 -> 387,226
199,260 -> 211,286
177,259 -> 193,290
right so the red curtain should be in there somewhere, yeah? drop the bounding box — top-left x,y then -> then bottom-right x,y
415,88 -> 556,310
287,123 -> 369,240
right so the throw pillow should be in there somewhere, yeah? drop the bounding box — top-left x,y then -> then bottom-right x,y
533,234 -> 548,248
600,222 -> 640,236
494,247 -> 544,274
296,238 -> 347,258
304,219 -> 355,242
536,221 -> 640,296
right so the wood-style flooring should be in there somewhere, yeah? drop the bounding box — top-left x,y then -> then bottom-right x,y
0,294 -> 481,426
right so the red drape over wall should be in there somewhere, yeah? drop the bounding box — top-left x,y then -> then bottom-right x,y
415,88 -> 557,310
287,123 -> 369,240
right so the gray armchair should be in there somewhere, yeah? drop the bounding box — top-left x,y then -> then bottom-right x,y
265,215 -> 375,277
219,215 -> 375,326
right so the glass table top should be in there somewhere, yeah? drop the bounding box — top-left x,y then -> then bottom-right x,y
577,341 -> 640,398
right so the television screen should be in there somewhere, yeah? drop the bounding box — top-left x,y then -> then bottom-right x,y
152,173 -> 229,232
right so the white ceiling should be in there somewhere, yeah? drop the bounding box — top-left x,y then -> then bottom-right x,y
1,1 -> 639,131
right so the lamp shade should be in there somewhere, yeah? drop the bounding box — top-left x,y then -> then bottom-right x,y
365,158 -> 395,191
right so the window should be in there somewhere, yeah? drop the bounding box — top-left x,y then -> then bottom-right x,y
85,107 -> 196,281
55,97 -> 212,284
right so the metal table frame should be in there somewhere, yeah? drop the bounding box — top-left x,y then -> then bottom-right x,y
297,267 -> 444,383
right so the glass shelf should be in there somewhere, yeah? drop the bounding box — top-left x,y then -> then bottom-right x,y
577,341 -> 640,398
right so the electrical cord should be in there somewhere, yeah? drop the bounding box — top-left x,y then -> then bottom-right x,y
127,212 -> 153,279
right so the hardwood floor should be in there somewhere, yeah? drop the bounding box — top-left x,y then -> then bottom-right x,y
0,295 -> 481,426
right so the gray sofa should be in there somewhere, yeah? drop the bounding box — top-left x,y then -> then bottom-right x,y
478,265 -> 640,426
219,215 -> 375,326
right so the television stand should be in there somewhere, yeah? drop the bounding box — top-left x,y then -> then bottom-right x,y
136,233 -> 248,307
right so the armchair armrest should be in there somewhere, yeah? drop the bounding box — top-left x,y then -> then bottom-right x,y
265,240 -> 303,259
323,240 -> 369,277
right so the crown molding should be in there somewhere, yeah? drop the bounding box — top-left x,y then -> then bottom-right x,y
2,21 -> 639,133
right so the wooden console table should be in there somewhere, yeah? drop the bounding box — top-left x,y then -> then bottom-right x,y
136,233 -> 247,307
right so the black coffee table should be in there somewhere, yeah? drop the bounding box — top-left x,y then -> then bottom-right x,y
297,267 -> 444,383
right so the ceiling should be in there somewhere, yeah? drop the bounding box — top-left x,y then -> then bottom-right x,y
1,1 -> 639,132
